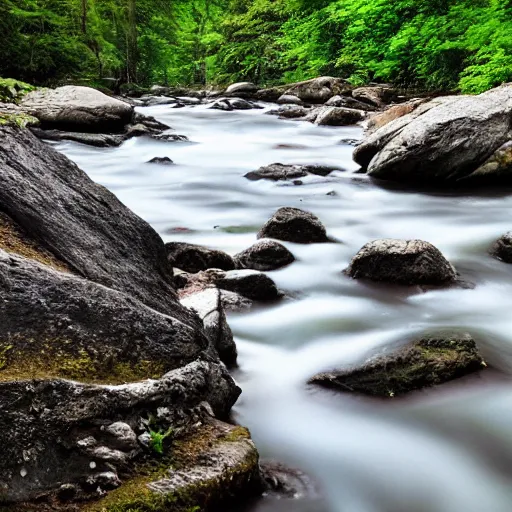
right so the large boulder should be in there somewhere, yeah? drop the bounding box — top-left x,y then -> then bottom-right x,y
20,85 -> 133,132
0,125 -> 186,319
314,106 -> 365,126
0,250 -> 209,382
284,77 -> 350,104
345,239 -> 457,286
310,333 -> 485,396
166,241 -> 236,273
354,85 -> 512,184
0,360 -> 244,504
257,207 -> 330,244
235,240 -> 295,271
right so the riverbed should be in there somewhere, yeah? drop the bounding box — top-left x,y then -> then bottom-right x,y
55,103 -> 512,512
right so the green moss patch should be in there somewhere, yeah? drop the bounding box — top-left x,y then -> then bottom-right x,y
0,78 -> 36,104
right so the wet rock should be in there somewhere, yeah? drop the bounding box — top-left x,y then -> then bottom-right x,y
491,232 -> 512,263
151,133 -> 189,142
0,361 -> 241,503
302,164 -> 345,176
352,86 -> 397,108
255,87 -> 287,102
310,332 -> 485,397
267,105 -> 310,119
21,85 -> 133,132
285,77 -> 350,104
277,94 -> 304,105
181,288 -> 237,367
225,82 -> 259,97
148,156 -> 174,165
245,163 -> 309,182
469,141 -> 512,182
235,240 -> 295,271
0,250 -> 208,382
29,128 -> 126,147
354,86 -> 512,184
166,241 -> 236,273
220,290 -> 254,312
257,207 -> 330,244
0,125 -> 189,318
325,95 -> 377,111
140,95 -> 178,106
217,269 -> 281,301
314,106 -> 365,126
345,239 -> 457,285
209,98 -> 261,111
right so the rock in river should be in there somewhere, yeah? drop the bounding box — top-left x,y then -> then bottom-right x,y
314,106 -> 365,126
257,207 -> 330,244
345,239 -> 457,286
491,231 -> 512,263
235,240 -> 295,271
166,241 -> 236,273
310,332 -> 485,397
354,85 -> 512,185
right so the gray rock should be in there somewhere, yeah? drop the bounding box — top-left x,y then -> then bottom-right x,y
245,163 -> 309,182
354,86 -> 512,184
235,240 -> 295,271
220,290 -> 254,312
0,126 -> 188,319
284,77 -> 351,104
352,86 -> 397,108
314,106 -> 365,126
209,98 -> 261,111
140,95 -> 178,106
21,86 -> 133,132
181,288 -> 237,367
0,250 -> 208,379
267,105 -> 310,119
225,82 -> 259,96
257,207 -> 330,244
148,156 -> 174,165
310,332 -> 485,396
166,241 -> 236,273
255,87 -> 287,102
0,360 -> 240,503
104,422 -> 139,451
491,232 -> 512,263
345,239 -> 457,285
217,269 -> 282,301
277,94 -> 304,105
325,95 -> 377,111
151,132 -> 189,142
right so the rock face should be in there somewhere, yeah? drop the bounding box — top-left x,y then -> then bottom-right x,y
310,333 -> 485,396
166,241 -> 236,273
345,239 -> 457,286
0,126 -> 187,319
257,207 -> 330,244
181,288 -> 237,366
491,232 -> 512,263
284,77 -> 350,104
0,361 -> 242,503
314,106 -> 365,126
354,85 -> 512,184
235,240 -> 295,271
21,85 -> 133,132
0,250 -> 208,382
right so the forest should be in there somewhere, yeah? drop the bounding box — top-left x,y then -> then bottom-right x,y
2,0 -> 512,93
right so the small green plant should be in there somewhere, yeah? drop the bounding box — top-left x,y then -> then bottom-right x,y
149,427 -> 173,455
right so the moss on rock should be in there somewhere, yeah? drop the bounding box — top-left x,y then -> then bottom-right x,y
0,78 -> 36,103
310,332 -> 486,397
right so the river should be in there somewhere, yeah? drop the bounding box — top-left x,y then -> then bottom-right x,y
55,103 -> 512,512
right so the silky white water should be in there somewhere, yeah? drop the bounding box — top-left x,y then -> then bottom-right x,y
55,103 -> 512,512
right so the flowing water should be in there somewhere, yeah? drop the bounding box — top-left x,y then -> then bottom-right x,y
55,104 -> 512,512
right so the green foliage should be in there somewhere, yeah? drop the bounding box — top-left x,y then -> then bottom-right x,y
149,427 -> 173,455
2,0 -> 512,93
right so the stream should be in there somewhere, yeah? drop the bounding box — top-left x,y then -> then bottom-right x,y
55,103 -> 512,512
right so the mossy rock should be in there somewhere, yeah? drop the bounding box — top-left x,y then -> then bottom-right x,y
0,112 -> 39,128
0,78 -> 36,103
310,332 -> 486,397
83,421 -> 261,512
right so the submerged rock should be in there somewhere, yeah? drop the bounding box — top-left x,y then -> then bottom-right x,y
491,232 -> 512,263
310,333 -> 485,397
245,163 -> 309,182
354,85 -> 512,185
166,241 -> 236,273
345,239 -> 457,286
235,240 -> 295,271
21,85 -> 133,132
257,207 -> 330,244
148,156 -> 174,164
